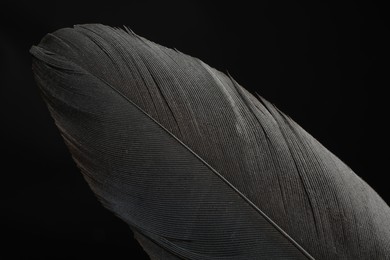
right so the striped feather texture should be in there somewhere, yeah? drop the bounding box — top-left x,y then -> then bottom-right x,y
30,24 -> 390,259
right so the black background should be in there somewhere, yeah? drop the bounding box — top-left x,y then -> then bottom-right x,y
1,1 -> 387,259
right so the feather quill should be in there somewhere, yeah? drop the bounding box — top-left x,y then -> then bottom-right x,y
30,24 -> 390,259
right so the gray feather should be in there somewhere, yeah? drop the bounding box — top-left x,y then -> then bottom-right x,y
30,24 -> 390,259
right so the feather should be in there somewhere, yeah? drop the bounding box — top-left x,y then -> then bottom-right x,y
30,24 -> 390,259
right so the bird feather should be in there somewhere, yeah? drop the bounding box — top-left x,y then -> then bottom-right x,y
30,24 -> 390,259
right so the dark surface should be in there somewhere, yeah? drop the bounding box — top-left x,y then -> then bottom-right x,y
1,1 -> 387,259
